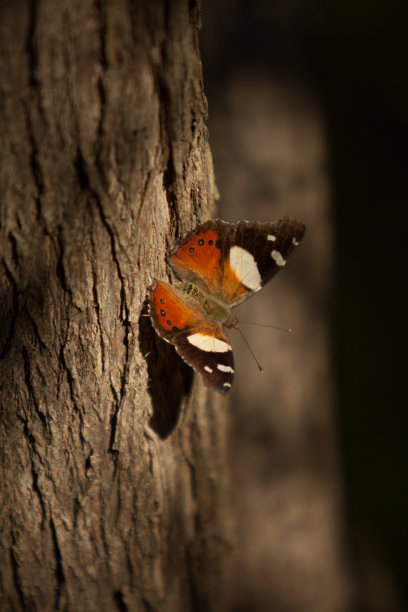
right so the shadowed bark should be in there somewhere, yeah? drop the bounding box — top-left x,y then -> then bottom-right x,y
0,1 -> 231,611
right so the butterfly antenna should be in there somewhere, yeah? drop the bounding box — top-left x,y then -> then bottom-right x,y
236,326 -> 264,374
239,320 -> 293,333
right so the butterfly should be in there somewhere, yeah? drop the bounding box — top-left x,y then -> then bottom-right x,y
148,218 -> 305,394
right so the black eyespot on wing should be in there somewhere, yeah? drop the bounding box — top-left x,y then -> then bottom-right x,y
173,326 -> 179,331
160,310 -> 166,316
215,239 -> 221,249
189,247 -> 194,253
166,320 -> 171,326
160,298 -> 164,304
208,239 -> 213,245
198,238 -> 204,246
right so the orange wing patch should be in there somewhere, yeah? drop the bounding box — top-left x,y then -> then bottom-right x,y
150,281 -> 200,336
169,229 -> 224,295
150,280 -> 230,340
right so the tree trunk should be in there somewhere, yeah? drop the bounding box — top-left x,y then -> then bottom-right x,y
0,1 -> 230,611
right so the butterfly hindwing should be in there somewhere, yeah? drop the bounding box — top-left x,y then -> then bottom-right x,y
172,325 -> 234,393
149,280 -> 234,393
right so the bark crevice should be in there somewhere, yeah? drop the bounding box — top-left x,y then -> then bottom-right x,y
49,514 -> 66,609
0,260 -> 19,361
9,544 -> 26,611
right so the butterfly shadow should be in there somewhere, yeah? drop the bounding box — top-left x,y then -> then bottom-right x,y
139,300 -> 193,439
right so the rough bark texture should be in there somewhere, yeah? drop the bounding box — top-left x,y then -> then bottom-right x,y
0,1 -> 230,611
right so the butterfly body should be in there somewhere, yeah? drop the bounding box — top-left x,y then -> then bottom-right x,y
177,282 -> 234,326
149,218 -> 305,393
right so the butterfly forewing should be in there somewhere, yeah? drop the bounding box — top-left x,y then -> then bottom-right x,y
169,218 -> 305,307
226,218 -> 305,305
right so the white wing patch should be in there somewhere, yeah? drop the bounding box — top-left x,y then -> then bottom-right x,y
271,250 -> 286,266
267,234 -> 276,241
187,333 -> 231,353
217,364 -> 234,373
204,366 -> 213,373
229,246 -> 262,291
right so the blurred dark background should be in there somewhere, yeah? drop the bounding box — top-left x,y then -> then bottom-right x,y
201,1 -> 408,610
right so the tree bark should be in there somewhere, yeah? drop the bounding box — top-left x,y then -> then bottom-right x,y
0,1 -> 230,611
